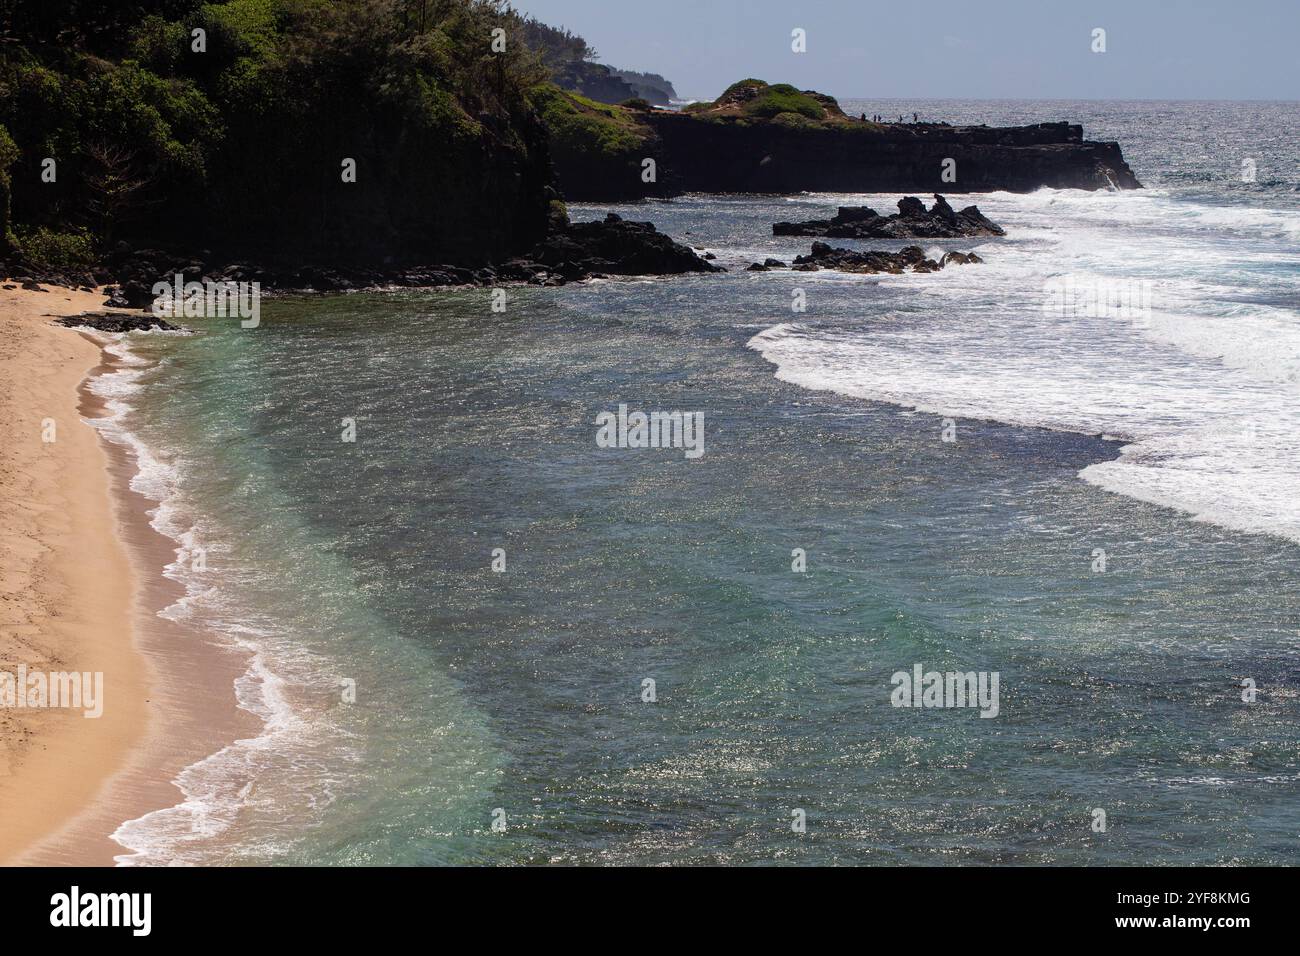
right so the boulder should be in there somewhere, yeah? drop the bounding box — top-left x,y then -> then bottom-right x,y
528,214 -> 723,280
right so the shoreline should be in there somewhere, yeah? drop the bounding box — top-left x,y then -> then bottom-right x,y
0,285 -> 253,866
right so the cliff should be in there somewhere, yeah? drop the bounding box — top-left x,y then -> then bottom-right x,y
544,80 -> 1142,201
552,61 -> 641,105
608,69 -> 678,106
517,15 -> 677,107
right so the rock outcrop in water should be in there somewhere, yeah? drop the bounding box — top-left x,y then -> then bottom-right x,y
55,312 -> 182,333
791,242 -> 983,274
774,195 -> 1006,239
542,79 -> 1142,201
526,213 -> 722,279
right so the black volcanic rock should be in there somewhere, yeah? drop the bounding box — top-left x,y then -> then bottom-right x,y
529,213 -> 722,278
774,195 -> 1005,239
0,259 -> 97,291
642,114 -> 1142,195
56,312 -> 183,333
72,215 -> 721,309
792,242 -> 983,274
103,281 -> 158,309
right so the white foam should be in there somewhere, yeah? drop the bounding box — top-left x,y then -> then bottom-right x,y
749,188 -> 1300,543
83,334 -> 353,865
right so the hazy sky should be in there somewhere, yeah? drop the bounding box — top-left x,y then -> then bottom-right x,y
508,0 -> 1300,102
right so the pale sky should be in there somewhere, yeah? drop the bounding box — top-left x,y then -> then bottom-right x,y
508,0 -> 1300,102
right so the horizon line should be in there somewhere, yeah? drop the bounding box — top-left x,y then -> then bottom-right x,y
674,92 -> 1300,105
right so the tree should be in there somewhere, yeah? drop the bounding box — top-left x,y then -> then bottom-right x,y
84,141 -> 153,243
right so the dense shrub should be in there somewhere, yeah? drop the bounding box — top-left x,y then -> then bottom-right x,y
0,0 -> 557,266
12,225 -> 96,270
770,110 -> 819,130
530,84 -> 649,160
0,123 -> 17,244
741,83 -> 825,120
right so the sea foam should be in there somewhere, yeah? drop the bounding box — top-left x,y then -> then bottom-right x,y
749,188 -> 1300,543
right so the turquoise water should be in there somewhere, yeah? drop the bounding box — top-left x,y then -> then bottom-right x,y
105,100 -> 1300,865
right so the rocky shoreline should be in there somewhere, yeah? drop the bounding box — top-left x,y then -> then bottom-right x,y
2,214 -> 721,310
9,204 -> 1002,311
53,312 -> 185,333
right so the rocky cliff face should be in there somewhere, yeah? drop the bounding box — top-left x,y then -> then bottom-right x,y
544,82 -> 1141,201
608,69 -> 678,106
553,62 -> 640,106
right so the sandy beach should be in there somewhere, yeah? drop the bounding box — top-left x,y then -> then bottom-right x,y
0,285 -> 253,866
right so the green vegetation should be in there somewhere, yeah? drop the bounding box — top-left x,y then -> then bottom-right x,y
530,83 -> 650,161
516,14 -> 597,70
528,83 -> 660,200
515,13 -> 676,106
0,122 -> 17,245
547,198 -> 569,230
677,78 -> 866,129
740,83 -> 825,120
0,0 -> 557,269
719,78 -> 768,100
770,110 -> 820,130
0,0 -> 886,274
11,225 -> 96,271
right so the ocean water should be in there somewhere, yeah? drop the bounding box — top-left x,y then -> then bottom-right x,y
98,100 -> 1300,865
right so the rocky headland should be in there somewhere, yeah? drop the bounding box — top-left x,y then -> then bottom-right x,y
1,7 -> 1138,303
541,79 -> 1142,201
